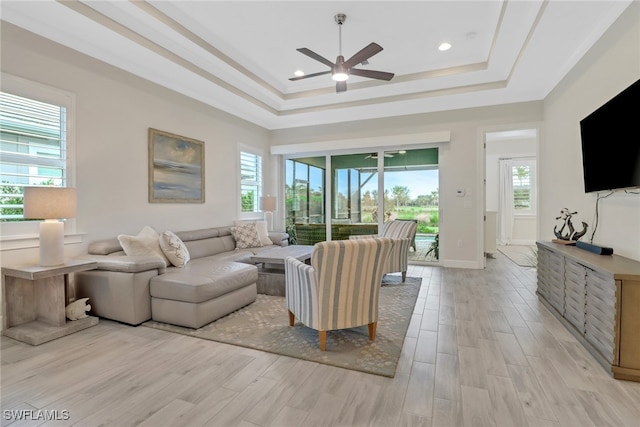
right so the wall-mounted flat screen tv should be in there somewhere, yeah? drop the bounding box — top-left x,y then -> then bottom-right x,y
579,78 -> 640,193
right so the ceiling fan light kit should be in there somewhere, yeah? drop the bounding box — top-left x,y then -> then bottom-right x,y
290,13 -> 394,92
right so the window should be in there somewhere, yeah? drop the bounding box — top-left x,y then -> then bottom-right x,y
239,150 -> 262,214
0,91 -> 69,221
512,158 -> 536,214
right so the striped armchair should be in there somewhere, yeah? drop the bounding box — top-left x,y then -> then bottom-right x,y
350,220 -> 417,282
284,238 -> 394,351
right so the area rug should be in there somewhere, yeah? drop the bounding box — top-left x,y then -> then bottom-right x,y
143,276 -> 421,377
497,245 -> 537,267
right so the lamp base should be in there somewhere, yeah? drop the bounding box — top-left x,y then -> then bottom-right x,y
264,211 -> 274,232
39,220 -> 65,266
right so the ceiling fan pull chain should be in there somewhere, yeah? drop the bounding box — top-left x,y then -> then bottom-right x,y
339,22 -> 342,56
337,15 -> 343,56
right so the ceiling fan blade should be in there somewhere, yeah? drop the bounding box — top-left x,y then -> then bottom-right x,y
343,42 -> 383,69
336,81 -> 347,93
350,68 -> 395,81
289,70 -> 331,81
296,48 -> 335,68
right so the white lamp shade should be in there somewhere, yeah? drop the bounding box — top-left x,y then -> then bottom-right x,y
260,195 -> 277,212
23,187 -> 76,266
23,187 -> 77,219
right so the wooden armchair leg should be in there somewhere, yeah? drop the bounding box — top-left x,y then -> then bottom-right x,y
319,330 -> 327,351
368,322 -> 377,341
288,310 -> 295,326
402,271 -> 407,282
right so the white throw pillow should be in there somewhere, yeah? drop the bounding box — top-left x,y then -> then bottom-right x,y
231,222 -> 263,249
235,220 -> 273,246
117,226 -> 169,266
159,230 -> 190,267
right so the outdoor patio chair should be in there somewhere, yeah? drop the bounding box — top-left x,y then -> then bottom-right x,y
350,220 -> 417,282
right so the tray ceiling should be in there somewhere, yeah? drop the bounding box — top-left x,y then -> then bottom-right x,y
1,1 -> 633,129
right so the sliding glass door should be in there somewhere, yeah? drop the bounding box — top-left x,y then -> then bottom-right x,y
331,153 -> 379,240
285,157 -> 326,244
382,149 -> 439,262
285,148 -> 439,263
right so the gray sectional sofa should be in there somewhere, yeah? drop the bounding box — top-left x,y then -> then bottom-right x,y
75,226 -> 288,328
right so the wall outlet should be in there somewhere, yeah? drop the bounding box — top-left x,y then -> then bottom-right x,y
457,239 -> 463,247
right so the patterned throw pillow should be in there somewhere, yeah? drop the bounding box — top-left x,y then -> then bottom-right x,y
234,220 -> 273,246
159,230 -> 191,267
231,222 -> 263,249
117,226 -> 169,266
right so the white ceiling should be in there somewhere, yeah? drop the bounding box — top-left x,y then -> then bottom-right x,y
1,1 -> 633,130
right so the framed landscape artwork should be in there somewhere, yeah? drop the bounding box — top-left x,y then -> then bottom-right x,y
148,128 -> 205,203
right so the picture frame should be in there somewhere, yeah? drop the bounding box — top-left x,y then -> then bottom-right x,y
148,128 -> 205,203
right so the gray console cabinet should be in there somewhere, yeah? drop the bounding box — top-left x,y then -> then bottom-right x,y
536,241 -> 640,382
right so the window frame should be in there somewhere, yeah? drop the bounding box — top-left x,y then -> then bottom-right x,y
238,147 -> 264,219
0,73 -> 77,243
511,157 -> 536,215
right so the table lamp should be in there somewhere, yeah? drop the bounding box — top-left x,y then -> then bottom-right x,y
259,195 -> 277,232
23,187 -> 77,266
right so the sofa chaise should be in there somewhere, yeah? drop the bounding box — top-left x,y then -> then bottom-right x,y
75,225 -> 288,329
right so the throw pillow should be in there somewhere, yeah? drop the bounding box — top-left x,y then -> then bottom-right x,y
230,222 -> 263,249
235,220 -> 273,246
159,230 -> 190,267
117,226 -> 169,266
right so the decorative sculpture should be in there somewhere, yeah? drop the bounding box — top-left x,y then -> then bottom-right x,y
553,208 -> 588,241
65,297 -> 91,321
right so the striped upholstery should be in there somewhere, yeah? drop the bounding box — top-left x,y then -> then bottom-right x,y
285,238 -> 393,342
350,220 -> 417,279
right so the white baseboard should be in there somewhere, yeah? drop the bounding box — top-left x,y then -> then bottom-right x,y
508,239 -> 536,246
441,259 -> 484,269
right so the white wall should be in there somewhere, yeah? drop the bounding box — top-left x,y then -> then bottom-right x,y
541,2 -> 640,261
0,23 -> 272,267
271,105 -> 544,268
1,1 -> 638,270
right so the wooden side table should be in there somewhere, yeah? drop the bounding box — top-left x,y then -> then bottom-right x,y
2,259 -> 99,345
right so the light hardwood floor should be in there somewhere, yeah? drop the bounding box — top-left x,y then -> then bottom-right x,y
2,253 -> 640,426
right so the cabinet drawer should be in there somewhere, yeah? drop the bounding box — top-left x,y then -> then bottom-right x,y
587,269 -> 615,291
565,260 -> 586,284
586,327 -> 615,364
565,285 -> 585,306
565,292 -> 585,315
586,291 -> 616,319
587,280 -> 616,308
565,305 -> 586,333
565,279 -> 585,298
548,262 -> 564,279
548,290 -> 565,314
586,308 -> 616,341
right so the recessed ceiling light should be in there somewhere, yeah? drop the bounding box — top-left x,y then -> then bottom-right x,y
438,42 -> 452,51
294,70 -> 304,77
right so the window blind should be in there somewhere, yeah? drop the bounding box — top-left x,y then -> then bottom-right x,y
0,92 -> 67,221
240,151 -> 262,213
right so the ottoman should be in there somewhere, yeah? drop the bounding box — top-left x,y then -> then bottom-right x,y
149,260 -> 258,328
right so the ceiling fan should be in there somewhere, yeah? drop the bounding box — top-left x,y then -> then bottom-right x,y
364,151 -> 398,159
289,13 -> 394,92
